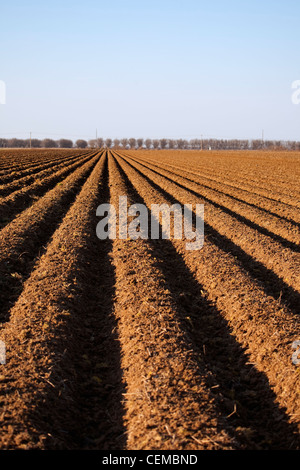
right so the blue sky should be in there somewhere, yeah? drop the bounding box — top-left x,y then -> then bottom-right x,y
1,0 -> 300,142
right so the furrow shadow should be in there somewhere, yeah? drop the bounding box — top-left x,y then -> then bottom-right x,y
131,157 -> 300,230
113,155 -> 300,449
125,156 -> 300,253
29,156 -> 126,450
0,153 -> 97,230
0,155 -> 100,324
118,155 -> 300,316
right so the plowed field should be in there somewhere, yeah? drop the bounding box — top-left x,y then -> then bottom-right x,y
0,148 -> 299,450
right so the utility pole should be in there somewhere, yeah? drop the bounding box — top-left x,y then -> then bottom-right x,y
201,134 -> 203,151
30,132 -> 32,149
262,129 -> 264,149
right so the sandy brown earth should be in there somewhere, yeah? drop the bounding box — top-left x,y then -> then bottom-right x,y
0,148 -> 299,450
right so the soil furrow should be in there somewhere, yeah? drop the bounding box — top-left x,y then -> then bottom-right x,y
0,153 -> 100,323
0,147 -> 298,451
128,153 -> 300,225
0,149 -> 82,169
107,152 -> 238,450
0,150 -> 91,184
112,151 -> 300,447
0,151 -> 91,197
0,152 -> 96,229
131,151 -> 300,208
0,151 -> 125,449
170,152 -> 300,198
117,152 -> 300,295
117,152 -> 300,314
124,153 -> 300,249
0,154 -> 67,175
111,151 -> 300,449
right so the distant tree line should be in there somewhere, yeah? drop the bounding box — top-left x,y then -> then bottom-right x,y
1,136 -> 300,151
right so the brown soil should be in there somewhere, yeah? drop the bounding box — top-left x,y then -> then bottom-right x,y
0,148 -> 299,450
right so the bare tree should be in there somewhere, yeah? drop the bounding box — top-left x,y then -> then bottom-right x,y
3,135 -> 299,151
7,138 -> 26,148
128,138 -> 137,149
176,139 -> 185,149
159,138 -> 168,149
144,139 -> 152,149
26,139 -> 41,148
76,139 -> 88,149
88,139 -> 97,148
96,138 -> 104,148
251,139 -> 263,150
190,139 -> 199,149
121,138 -> 129,149
42,138 -> 57,148
58,139 -> 73,148
274,140 -> 283,150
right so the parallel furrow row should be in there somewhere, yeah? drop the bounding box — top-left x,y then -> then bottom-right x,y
129,153 -> 300,223
0,149 -> 89,177
0,152 -> 100,323
136,151 -> 300,205
0,152 -> 123,450
107,153 -> 236,450
123,153 -> 300,248
112,151 -> 300,446
0,152 -> 97,229
0,149 -> 298,451
170,153 -> 300,197
116,152 -> 300,296
0,151 -> 92,196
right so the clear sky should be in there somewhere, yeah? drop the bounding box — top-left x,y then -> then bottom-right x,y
1,0 -> 300,142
